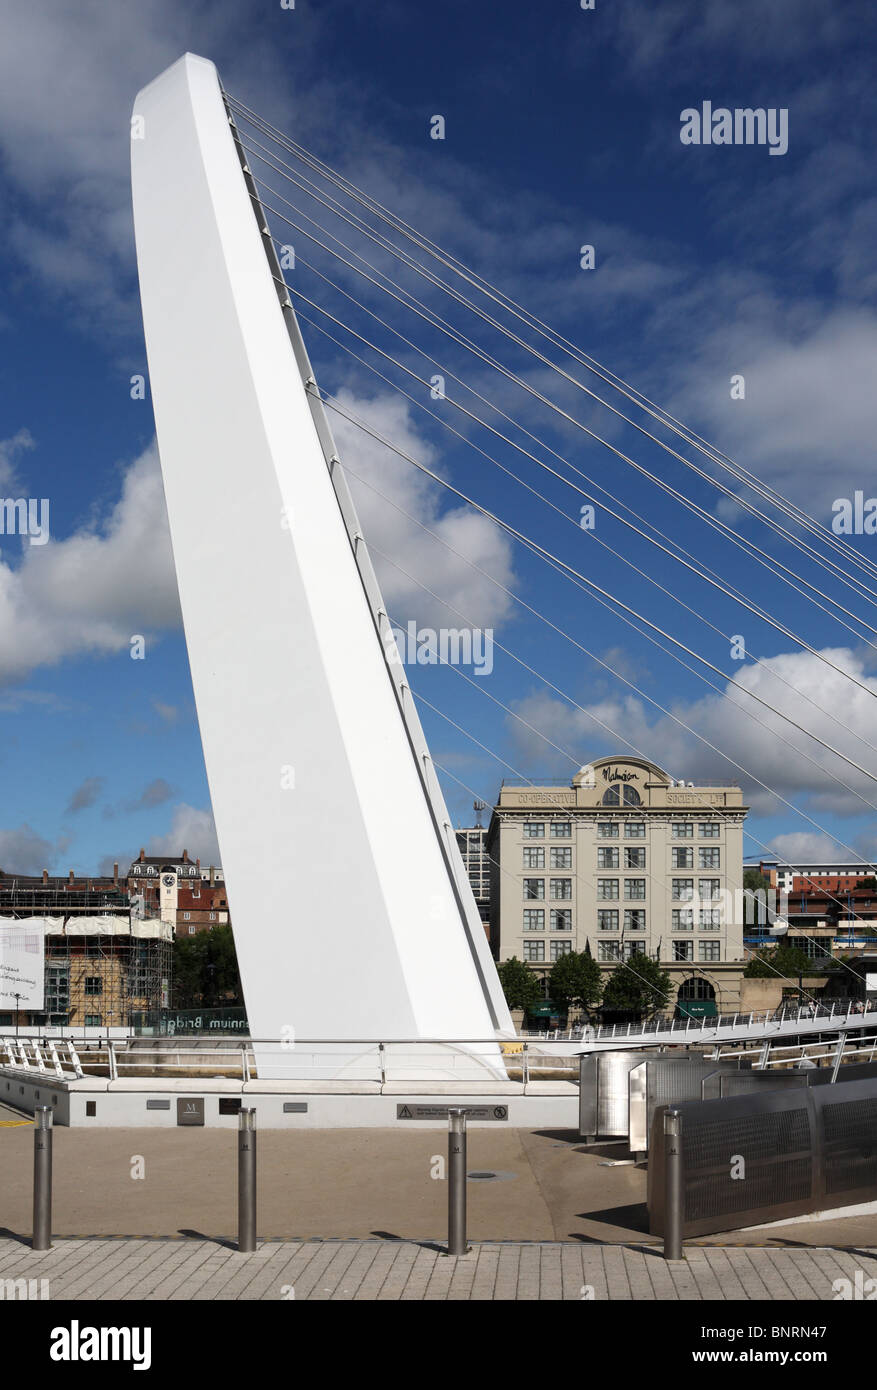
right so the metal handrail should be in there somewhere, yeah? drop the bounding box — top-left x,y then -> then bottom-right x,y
526,998 -> 876,1044
0,1034 -> 567,1086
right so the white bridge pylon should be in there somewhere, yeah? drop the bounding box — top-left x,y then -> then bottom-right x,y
131,53 -> 512,1078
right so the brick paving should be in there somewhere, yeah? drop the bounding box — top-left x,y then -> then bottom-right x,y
1,1236 -> 876,1300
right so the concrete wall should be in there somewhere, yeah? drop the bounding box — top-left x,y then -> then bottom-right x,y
0,1068 -> 576,1130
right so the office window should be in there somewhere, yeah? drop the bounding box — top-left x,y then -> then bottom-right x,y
183,911 -> 191,920
551,909 -> 572,931
523,908 -> 545,931
699,823 -> 721,838
598,909 -> 619,931
672,909 -> 694,930
624,941 -> 647,959
700,878 -> 722,901
550,878 -> 572,900
523,846 -> 545,869
624,909 -> 646,932
597,879 -> 619,900
598,941 -> 621,961
672,847 -> 693,869
523,878 -> 545,900
624,847 -> 646,869
523,940 -> 544,962
699,941 -> 721,962
673,940 -> 694,962
672,879 -> 694,901
597,822 -> 619,838
699,909 -> 722,930
624,821 -> 645,838
550,846 -> 572,869
624,878 -> 646,900
188,926 -> 195,936
84,977 -> 103,996
523,822 -> 544,839
85,1014 -> 102,1027
550,821 -> 571,838
598,847 -> 619,869
699,847 -> 721,870
208,911 -> 216,921
672,823 -> 694,838
551,940 -> 573,960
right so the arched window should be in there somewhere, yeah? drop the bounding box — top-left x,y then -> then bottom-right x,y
623,785 -> 641,806
602,785 -> 620,806
677,977 -> 716,1002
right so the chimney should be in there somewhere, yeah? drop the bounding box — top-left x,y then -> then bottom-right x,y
113,862 -> 119,885
68,869 -> 74,884
209,865 -> 215,885
196,857 -> 201,871
42,869 -> 48,885
139,847 -> 145,863
182,848 -> 189,863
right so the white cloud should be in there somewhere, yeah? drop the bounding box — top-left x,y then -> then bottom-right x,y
66,776 -> 105,814
332,389 -> 516,630
768,832 -> 850,865
667,308 -> 877,508
0,429 -> 35,490
604,0 -> 857,73
147,804 -> 220,865
507,645 -> 877,826
0,823 -> 57,875
0,441 -> 180,684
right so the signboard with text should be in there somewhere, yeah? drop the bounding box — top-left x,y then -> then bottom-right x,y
0,921 -> 45,1010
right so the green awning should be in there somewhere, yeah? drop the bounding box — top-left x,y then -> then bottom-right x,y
678,1000 -> 717,1018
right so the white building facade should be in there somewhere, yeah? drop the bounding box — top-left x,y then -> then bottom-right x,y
487,756 -> 748,1015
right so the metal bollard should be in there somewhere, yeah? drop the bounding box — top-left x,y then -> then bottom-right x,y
446,1108 -> 470,1257
663,1107 -> 684,1262
33,1106 -> 53,1251
237,1107 -> 257,1252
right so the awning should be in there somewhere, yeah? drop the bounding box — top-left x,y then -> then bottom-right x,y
677,1000 -> 717,1019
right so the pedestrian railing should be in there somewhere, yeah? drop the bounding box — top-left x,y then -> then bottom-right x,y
524,999 -> 877,1048
0,1036 -> 570,1085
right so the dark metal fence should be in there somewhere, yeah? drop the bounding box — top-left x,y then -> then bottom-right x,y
648,1074 -> 877,1238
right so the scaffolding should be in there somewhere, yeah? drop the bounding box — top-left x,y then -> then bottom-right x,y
0,910 -> 173,1030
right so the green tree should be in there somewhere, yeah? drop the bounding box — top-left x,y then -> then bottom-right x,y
172,925 -> 242,1009
855,877 -> 877,892
548,951 -> 603,1017
601,953 -> 672,1017
743,868 -> 771,894
497,956 -> 542,1011
743,944 -> 813,979
742,868 -> 772,926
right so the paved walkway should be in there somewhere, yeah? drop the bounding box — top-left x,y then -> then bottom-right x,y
2,1237 -> 876,1300
4,1124 -> 877,1248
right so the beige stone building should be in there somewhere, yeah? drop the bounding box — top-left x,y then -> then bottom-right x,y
486,756 -> 748,1016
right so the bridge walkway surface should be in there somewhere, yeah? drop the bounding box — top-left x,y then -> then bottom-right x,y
0,1236 -> 874,1300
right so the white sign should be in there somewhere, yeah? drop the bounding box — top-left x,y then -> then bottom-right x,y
0,922 -> 45,1010
866,972 -> 877,995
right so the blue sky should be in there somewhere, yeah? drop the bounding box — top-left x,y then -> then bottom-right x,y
1,0 -> 877,876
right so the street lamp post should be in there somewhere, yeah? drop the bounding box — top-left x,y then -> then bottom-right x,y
13,992 -> 22,1038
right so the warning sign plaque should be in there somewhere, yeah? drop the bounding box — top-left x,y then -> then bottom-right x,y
396,1104 -> 508,1121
